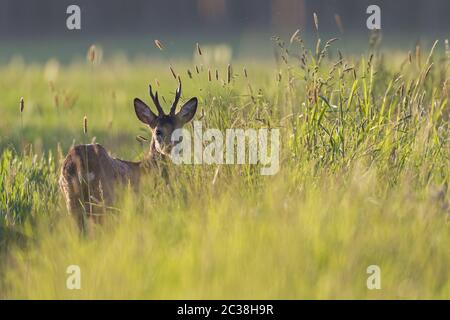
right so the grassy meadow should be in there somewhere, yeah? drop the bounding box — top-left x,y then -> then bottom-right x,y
0,34 -> 449,299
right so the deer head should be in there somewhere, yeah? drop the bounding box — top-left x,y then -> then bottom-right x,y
134,82 -> 197,156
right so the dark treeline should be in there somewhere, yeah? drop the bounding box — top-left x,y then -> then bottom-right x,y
0,0 -> 448,38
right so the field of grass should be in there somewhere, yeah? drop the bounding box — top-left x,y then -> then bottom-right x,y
0,34 -> 449,299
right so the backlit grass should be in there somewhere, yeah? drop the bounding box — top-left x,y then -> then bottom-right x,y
0,35 -> 449,299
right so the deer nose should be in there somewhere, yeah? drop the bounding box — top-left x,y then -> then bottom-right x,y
155,129 -> 162,136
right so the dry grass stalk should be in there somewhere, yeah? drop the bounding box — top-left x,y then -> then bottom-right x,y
20,97 -> 24,113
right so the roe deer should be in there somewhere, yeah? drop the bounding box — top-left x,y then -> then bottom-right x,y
59,83 -> 197,230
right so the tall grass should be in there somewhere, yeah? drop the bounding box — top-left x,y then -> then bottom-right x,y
0,149 -> 59,249
0,34 -> 449,298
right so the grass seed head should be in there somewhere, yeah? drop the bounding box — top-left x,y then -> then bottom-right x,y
20,97 -> 24,113
445,39 -> 449,59
169,66 -> 177,80
290,29 -> 300,44
136,135 -> 148,143
416,45 -> 421,68
315,38 -> 321,57
54,94 -> 59,108
83,115 -> 88,135
87,45 -> 96,64
334,14 -> 344,33
154,39 -> 164,51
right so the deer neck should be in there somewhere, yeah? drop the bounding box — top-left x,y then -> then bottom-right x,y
139,138 -> 169,171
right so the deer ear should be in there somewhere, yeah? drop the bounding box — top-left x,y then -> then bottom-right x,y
176,97 -> 197,125
134,98 -> 157,128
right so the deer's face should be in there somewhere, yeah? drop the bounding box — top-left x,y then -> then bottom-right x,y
134,84 -> 197,156
152,116 -> 177,155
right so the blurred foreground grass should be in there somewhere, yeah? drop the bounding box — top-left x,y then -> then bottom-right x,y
0,36 -> 449,298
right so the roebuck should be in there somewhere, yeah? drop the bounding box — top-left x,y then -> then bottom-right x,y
59,83 -> 197,230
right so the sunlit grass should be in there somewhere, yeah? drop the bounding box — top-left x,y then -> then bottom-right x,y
0,35 -> 449,299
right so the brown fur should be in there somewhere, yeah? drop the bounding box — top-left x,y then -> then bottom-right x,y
59,143 -> 147,229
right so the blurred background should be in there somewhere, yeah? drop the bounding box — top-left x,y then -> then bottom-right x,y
0,0 -> 449,62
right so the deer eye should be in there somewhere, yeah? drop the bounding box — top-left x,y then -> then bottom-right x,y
155,129 -> 162,136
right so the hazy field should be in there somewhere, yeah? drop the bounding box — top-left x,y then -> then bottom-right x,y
0,35 -> 449,299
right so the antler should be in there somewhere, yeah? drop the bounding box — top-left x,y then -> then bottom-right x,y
148,84 -> 164,115
170,79 -> 181,116
148,81 -> 181,116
